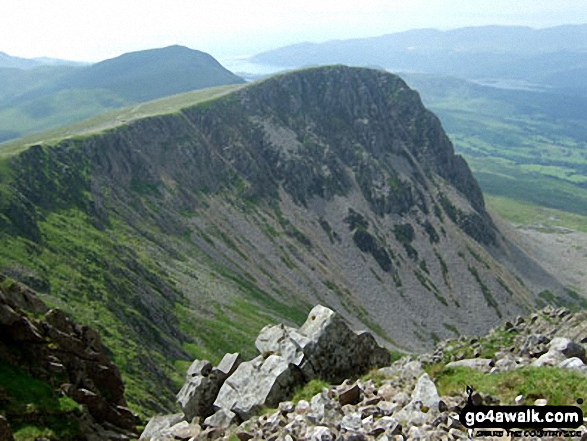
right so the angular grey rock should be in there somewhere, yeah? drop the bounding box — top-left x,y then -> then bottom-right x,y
204,408 -> 236,429
411,373 -> 440,411
394,373 -> 439,424
549,337 -> 586,362
341,412 -> 363,431
446,358 -> 493,373
306,425 -> 335,441
493,352 -> 522,373
377,400 -> 400,416
532,349 -> 567,367
559,357 -> 587,370
308,390 -> 339,424
215,352 -> 243,379
213,305 -> 389,421
278,401 -> 295,414
162,420 -> 201,439
139,413 -> 184,441
177,353 -> 243,421
372,416 -> 401,436
185,359 -> 212,380
403,360 -> 424,378
177,371 -> 220,420
519,333 -> 550,357
215,354 -> 304,420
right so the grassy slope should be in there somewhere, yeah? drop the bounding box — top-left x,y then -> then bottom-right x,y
0,46 -> 244,143
0,84 -> 245,158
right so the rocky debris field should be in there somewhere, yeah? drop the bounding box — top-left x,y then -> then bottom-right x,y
141,305 -> 587,441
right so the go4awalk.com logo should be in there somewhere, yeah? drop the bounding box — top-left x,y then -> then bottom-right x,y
459,386 -> 584,438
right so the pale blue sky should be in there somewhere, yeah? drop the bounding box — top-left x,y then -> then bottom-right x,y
1,0 -> 585,62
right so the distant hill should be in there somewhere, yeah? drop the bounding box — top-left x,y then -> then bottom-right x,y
61,45 -> 245,102
0,46 -> 245,142
0,51 -> 84,69
250,25 -> 587,94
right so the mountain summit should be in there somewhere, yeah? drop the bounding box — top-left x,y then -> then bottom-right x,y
0,66 -> 569,414
61,45 -> 245,102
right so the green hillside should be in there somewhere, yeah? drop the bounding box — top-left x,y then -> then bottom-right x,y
0,46 -> 244,143
402,73 -> 587,223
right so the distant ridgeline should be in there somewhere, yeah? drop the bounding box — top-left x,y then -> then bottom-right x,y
0,45 -> 244,143
0,66 -> 576,417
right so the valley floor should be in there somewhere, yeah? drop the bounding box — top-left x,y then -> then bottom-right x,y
486,197 -> 587,297
514,226 -> 587,297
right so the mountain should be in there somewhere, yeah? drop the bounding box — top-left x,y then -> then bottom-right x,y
60,45 -> 245,102
0,66 -> 573,416
0,46 -> 244,143
250,25 -> 587,94
0,51 -> 84,70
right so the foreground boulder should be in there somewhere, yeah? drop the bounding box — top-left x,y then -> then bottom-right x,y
213,305 -> 390,420
176,353 -> 242,420
142,305 -> 390,438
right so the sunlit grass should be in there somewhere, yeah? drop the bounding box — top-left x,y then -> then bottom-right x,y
0,83 -> 245,159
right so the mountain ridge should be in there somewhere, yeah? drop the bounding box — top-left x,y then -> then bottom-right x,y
249,25 -> 587,95
0,66 -> 572,416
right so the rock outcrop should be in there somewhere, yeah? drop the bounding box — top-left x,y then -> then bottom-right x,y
142,305 -> 390,439
141,305 -> 587,441
0,274 -> 139,440
213,305 -> 390,421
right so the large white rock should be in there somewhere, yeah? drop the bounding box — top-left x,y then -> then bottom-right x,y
139,414 -> 183,441
394,373 -> 440,424
213,305 -> 390,421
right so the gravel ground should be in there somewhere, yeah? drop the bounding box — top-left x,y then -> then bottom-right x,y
512,226 -> 587,296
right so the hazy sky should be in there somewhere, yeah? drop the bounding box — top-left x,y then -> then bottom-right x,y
1,0 -> 586,63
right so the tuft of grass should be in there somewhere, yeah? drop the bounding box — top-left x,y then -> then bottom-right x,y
292,379 -> 329,403
0,362 -> 83,440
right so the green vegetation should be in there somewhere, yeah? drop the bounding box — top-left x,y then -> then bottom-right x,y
403,73 -> 587,221
0,46 -> 244,145
393,223 -> 417,260
468,265 -> 501,317
0,84 -> 244,159
0,362 -> 82,440
485,195 -> 587,233
535,289 -> 587,311
433,366 -> 587,412
292,379 -> 329,402
439,327 -> 517,362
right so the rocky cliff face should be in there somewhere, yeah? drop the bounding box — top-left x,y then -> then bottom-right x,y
0,66 -> 570,415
